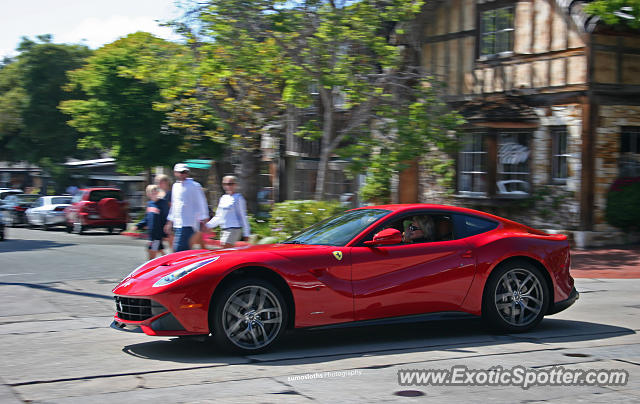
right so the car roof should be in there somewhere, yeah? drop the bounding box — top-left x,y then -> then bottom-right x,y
353,203 -> 508,223
79,187 -> 121,191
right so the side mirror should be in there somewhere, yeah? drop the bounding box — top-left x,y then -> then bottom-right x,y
364,228 -> 402,246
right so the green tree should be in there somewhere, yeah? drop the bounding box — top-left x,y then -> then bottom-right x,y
61,32 -> 222,175
584,0 -> 640,29
180,0 -> 462,202
0,35 -> 92,167
162,2 -> 286,212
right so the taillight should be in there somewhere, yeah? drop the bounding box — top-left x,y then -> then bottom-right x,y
54,206 -> 66,212
15,206 -> 26,212
81,202 -> 97,213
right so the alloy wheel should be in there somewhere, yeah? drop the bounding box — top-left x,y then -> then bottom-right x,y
493,268 -> 545,327
221,285 -> 283,350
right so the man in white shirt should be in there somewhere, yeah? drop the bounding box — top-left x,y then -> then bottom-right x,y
164,163 -> 209,252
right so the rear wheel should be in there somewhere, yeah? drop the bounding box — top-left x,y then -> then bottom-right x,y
210,278 -> 287,353
73,220 -> 85,235
482,260 -> 549,333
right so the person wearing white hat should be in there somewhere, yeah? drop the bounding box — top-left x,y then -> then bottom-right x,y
163,163 -> 209,251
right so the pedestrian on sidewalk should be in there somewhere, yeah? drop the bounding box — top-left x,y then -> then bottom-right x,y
206,175 -> 251,248
136,184 -> 168,259
163,163 -> 209,252
155,174 -> 173,250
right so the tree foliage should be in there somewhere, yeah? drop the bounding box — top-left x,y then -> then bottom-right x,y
172,0 -> 462,202
0,35 -> 92,165
584,0 -> 640,29
61,32 -> 222,174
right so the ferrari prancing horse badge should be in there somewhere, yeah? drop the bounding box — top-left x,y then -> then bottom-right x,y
332,251 -> 343,261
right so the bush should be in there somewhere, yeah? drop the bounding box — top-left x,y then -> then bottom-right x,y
606,177 -> 640,230
268,200 -> 345,241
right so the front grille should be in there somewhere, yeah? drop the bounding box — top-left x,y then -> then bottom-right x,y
115,296 -> 165,321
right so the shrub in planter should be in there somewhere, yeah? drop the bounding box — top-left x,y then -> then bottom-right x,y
269,200 -> 345,241
606,177 -> 640,230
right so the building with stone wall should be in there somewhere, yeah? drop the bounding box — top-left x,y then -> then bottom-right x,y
409,0 -> 640,246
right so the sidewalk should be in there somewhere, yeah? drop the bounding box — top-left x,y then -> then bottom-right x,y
571,244 -> 640,278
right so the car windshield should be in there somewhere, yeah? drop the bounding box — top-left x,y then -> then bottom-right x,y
284,209 -> 390,246
51,197 -> 72,205
89,190 -> 122,201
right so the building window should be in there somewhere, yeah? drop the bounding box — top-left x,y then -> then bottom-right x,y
457,129 -> 532,198
551,126 -> 569,183
458,132 -> 487,196
497,131 -> 530,195
480,6 -> 515,57
620,126 -> 640,177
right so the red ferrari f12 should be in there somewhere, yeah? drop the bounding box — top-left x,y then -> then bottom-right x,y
112,204 -> 578,353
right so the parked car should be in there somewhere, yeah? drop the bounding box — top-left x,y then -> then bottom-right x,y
1,194 -> 40,227
112,203 -> 578,353
65,188 -> 129,234
25,195 -> 73,230
0,188 -> 23,204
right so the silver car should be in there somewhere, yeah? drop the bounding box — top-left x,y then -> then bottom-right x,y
25,196 -> 72,230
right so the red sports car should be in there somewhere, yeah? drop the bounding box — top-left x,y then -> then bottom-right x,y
112,204 -> 578,353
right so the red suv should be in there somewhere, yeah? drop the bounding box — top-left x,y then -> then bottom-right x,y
65,188 -> 128,234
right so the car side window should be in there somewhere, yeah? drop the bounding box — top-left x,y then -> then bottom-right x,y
360,213 -> 455,245
453,214 -> 498,239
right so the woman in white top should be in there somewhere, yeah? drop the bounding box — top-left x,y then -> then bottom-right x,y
206,175 -> 251,247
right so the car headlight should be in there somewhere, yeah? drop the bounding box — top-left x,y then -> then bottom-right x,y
152,257 -> 219,288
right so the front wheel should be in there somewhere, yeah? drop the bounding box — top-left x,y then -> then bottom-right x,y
210,278 -> 288,354
482,260 -> 549,333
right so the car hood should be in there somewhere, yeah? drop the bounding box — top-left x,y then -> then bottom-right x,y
113,243 -> 332,295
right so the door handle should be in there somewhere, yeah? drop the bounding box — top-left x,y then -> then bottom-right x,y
461,250 -> 473,259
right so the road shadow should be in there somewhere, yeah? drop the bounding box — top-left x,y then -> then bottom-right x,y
121,317 -> 634,366
0,238 -> 75,253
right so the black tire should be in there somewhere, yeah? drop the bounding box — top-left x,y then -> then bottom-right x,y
6,212 -> 16,228
73,220 -> 85,235
210,277 -> 288,354
0,228 -> 4,241
107,226 -> 113,234
43,222 -> 50,231
66,223 -> 72,233
482,260 -> 549,333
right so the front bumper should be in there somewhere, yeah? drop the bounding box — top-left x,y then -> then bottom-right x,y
548,287 -> 579,315
111,295 -> 204,336
45,212 -> 67,225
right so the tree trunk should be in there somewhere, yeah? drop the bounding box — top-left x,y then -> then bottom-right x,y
239,147 -> 261,214
314,88 -> 334,200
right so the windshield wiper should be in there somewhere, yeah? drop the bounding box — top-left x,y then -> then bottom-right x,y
283,240 -> 304,244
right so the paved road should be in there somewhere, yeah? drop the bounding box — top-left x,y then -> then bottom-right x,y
0,227 -> 639,403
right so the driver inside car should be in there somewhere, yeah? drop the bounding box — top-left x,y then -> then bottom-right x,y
402,216 -> 434,243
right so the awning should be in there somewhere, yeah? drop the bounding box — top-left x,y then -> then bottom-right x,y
88,175 -> 145,182
185,159 -> 214,169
